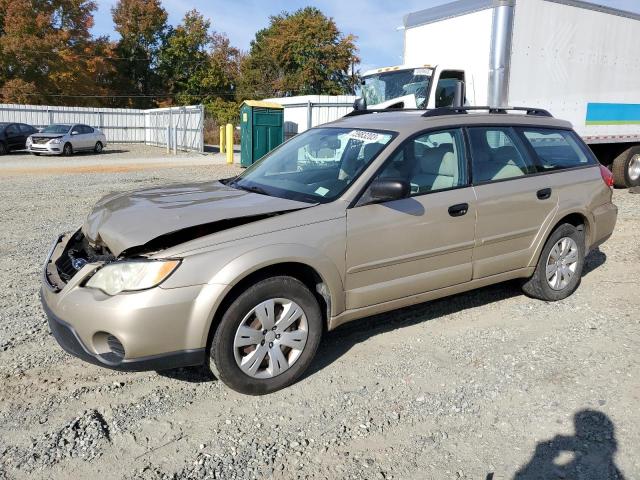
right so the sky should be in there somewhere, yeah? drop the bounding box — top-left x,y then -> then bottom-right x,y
91,0 -> 640,72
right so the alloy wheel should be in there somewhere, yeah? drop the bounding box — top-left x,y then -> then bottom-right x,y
545,237 -> 579,290
628,154 -> 640,182
233,298 -> 308,379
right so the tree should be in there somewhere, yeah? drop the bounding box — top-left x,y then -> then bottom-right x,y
0,0 -> 113,106
110,0 -> 167,107
239,7 -> 359,99
158,10 -> 241,122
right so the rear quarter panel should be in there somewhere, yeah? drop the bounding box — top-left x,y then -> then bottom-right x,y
526,165 -> 615,266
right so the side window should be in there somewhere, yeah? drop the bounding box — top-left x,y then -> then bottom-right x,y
376,129 -> 467,194
83,125 -> 94,134
435,70 -> 465,108
6,124 -> 18,135
19,124 -> 33,134
518,128 -> 594,171
468,127 -> 536,183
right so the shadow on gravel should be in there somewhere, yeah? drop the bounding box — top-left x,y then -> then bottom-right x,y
305,279 -> 523,380
157,365 -> 216,383
583,248 -> 607,277
509,409 -> 626,480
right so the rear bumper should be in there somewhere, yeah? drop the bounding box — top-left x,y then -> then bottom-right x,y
42,291 -> 206,371
590,202 -> 618,250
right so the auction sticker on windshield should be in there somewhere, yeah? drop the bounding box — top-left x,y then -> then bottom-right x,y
413,68 -> 432,76
347,130 -> 383,143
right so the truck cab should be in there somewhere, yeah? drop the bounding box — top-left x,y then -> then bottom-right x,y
358,65 -> 467,110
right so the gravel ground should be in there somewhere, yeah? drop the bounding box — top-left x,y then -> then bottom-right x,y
0,155 -> 638,480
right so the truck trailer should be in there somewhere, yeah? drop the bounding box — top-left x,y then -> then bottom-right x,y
358,0 -> 640,187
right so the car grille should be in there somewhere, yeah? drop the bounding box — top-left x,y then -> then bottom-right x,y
52,231 -> 116,285
55,252 -> 77,282
33,137 -> 51,144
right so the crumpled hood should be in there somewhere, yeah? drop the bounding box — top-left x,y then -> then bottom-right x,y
82,181 -> 311,256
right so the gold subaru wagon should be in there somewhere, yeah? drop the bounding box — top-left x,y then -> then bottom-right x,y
42,107 -> 617,394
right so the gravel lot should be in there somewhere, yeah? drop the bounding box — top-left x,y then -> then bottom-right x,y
0,150 -> 638,479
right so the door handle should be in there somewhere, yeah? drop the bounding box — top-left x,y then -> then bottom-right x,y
448,203 -> 469,217
537,188 -> 552,200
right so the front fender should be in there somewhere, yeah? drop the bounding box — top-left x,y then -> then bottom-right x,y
210,243 -> 345,315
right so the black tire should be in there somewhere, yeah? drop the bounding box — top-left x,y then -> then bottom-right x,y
611,146 -> 640,188
94,141 -> 103,153
521,223 -> 585,301
209,276 -> 322,395
63,143 -> 73,156
32,153 -> 41,156
0,142 -> 7,155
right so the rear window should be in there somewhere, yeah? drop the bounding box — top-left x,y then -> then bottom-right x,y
518,128 -> 594,171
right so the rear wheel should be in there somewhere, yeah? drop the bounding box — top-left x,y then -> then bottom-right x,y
63,143 -> 73,156
0,142 -> 7,155
612,146 -> 640,188
521,223 -> 585,301
209,276 -> 323,395
94,141 -> 103,153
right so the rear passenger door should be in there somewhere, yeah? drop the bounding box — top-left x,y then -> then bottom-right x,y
345,128 -> 476,309
468,126 -> 559,279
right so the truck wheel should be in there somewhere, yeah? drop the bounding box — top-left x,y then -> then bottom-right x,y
521,223 -> 585,301
611,146 -> 640,188
209,276 -> 323,395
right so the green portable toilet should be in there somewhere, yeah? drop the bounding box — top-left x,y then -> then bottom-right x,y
240,100 -> 285,167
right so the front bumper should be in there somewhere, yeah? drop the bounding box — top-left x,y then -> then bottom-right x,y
28,143 -> 63,154
42,295 -> 206,371
40,232 -> 222,372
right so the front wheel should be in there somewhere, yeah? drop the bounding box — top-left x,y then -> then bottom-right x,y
209,276 -> 323,395
63,143 -> 73,156
0,142 -> 7,155
521,223 -> 585,301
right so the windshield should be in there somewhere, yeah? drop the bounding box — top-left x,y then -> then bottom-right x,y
231,127 -> 394,203
41,124 -> 71,134
362,68 -> 432,108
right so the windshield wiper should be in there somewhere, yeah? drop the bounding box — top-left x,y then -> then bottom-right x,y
231,182 -> 270,196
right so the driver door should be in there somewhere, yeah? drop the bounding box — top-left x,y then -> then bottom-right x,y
345,128 -> 476,310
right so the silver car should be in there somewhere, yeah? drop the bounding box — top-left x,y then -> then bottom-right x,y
27,124 -> 107,156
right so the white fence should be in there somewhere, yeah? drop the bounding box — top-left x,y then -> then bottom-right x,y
0,103 -> 204,152
145,105 -> 204,153
264,95 -> 355,139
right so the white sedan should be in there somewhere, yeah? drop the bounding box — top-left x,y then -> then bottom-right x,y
27,124 -> 107,156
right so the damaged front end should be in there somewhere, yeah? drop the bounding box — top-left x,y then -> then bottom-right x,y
44,230 -> 116,292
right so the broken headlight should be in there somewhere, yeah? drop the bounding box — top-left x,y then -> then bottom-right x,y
85,259 -> 180,296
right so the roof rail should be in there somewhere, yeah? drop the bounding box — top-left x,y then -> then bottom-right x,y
422,106 -> 553,118
345,108 -> 424,117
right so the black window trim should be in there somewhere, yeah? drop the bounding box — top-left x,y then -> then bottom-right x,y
350,126 -> 471,208
464,124 -> 599,187
464,125 -> 539,186
514,126 -> 598,172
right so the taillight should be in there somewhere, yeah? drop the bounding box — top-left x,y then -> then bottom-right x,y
599,164 -> 614,188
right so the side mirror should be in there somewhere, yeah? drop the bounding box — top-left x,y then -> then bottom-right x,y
369,178 -> 410,203
353,97 -> 366,111
71,131 -> 79,135
453,81 -> 465,108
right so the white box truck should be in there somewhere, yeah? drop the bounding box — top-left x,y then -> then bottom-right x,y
357,0 -> 640,187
